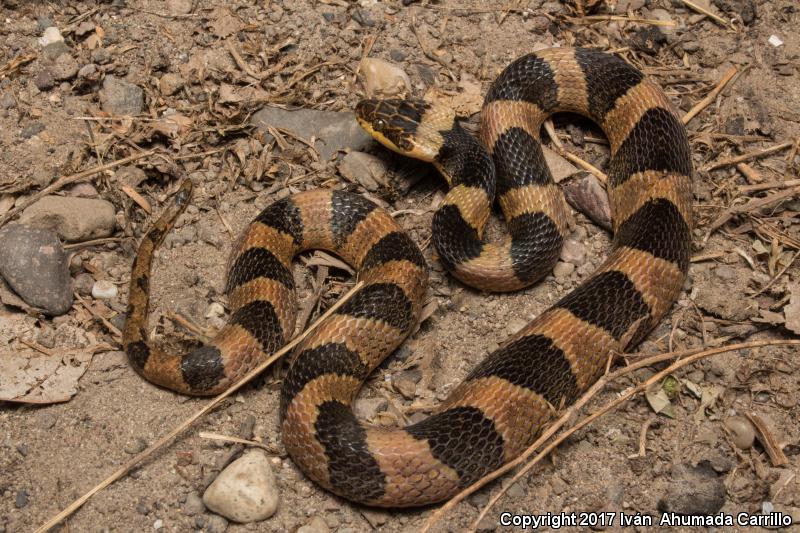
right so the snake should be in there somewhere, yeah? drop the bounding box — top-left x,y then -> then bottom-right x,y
124,47 -> 692,507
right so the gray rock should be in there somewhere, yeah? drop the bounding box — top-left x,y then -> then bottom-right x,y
563,174 -> 612,231
203,449 -> 279,523
338,151 -> 389,191
74,273 -> 95,296
183,491 -> 206,516
124,437 -> 147,454
166,0 -> 193,15
52,53 -> 79,81
21,121 -> 46,138
78,63 -> 98,79
19,195 -> 116,242
0,225 -> 72,315
353,397 -> 387,420
252,107 -> 374,161
0,92 -> 15,109
205,515 -> 228,533
91,48 -> 111,64
15,489 -> 29,508
553,261 -> 575,280
42,41 -> 70,61
100,75 -> 144,115
657,461 -> 726,515
34,69 -> 55,91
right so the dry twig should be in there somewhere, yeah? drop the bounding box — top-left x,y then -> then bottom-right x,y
682,66 -> 738,125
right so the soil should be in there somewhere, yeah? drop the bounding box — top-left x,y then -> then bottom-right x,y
1,1 -> 799,532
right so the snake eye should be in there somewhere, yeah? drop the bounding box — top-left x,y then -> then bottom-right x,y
372,118 -> 387,131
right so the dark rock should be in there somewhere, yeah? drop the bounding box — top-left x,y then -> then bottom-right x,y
99,75 -> 144,115
91,48 -> 112,64
37,16 -> 55,30
52,53 -> 79,81
34,69 -> 55,91
0,225 -> 72,315
20,121 -> 46,138
712,0 -> 756,24
657,461 -> 726,515
42,41 -> 70,61
631,26 -> 667,55
15,489 -> 29,508
251,107 -> 374,161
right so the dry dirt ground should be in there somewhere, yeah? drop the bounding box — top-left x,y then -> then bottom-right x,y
1,1 -> 800,532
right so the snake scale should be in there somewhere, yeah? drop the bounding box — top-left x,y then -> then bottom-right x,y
124,48 -> 693,507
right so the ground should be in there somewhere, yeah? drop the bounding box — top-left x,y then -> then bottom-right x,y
1,1 -> 799,532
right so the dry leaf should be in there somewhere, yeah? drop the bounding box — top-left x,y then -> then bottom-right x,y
0,348 -> 94,404
424,77 -> 483,117
784,283 -> 800,334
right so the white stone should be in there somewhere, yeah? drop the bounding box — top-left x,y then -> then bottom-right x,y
768,35 -> 784,47
39,27 -> 64,47
205,302 -> 226,318
360,57 -> 411,98
203,450 -> 279,523
91,280 -> 118,299
559,239 -> 586,266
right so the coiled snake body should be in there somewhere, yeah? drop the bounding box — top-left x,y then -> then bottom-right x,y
124,48 -> 692,506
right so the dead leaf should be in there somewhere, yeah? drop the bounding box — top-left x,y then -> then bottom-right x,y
0,348 -> 94,404
784,283 -> 800,334
151,113 -> 192,138
423,77 -> 483,117
645,385 -> 676,418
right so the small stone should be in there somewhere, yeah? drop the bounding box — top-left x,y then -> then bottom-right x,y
203,449 -> 279,523
360,509 -> 388,528
15,489 -> 29,508
75,21 -> 95,37
68,183 -> 99,198
92,280 -> 118,300
506,481 -> 526,499
550,475 -> 568,495
560,239 -> 586,266
393,374 -> 416,400
91,47 -> 111,64
505,317 -> 528,336
20,195 -> 116,242
657,461 -> 726,515
153,519 -> 163,530
52,53 -> 79,81
338,151 -> 389,192
100,75 -> 144,116
136,498 -> 150,515
74,273 -> 95,296
183,491 -> 205,516
359,57 -> 411,98
542,146 -> 579,183
724,416 -> 755,450
0,92 -> 15,109
205,515 -> 228,533
553,261 -> 575,280
39,26 -> 64,47
21,121 -> 46,138
43,41 -> 71,61
124,437 -> 147,454
34,69 -> 55,91
166,0 -> 193,14
353,397 -> 387,420
37,16 -> 55,30
78,63 -> 98,79
159,73 -> 184,96
563,174 -> 612,230
205,302 -> 225,318
0,225 -> 72,315
297,516 -> 330,533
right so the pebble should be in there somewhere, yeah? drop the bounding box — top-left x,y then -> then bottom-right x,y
251,107 -> 373,161
78,63 -> 98,79
183,491 -> 205,516
0,92 -> 15,109
205,515 -> 228,533
205,302 -> 226,318
21,121 -> 46,138
74,273 -> 95,296
723,416 -> 755,449
506,481 -> 526,499
657,462 -> 726,515
15,490 -> 29,508
542,146 -> 579,183
52,53 -> 79,81
360,509 -> 388,528
203,449 -> 279,523
34,69 -> 55,91
43,41 -> 71,62
553,261 -> 575,280
166,0 -> 193,14
39,26 -> 64,47
559,239 -> 586,266
19,195 -> 116,242
153,519 -> 163,530
338,151 -> 389,191
91,47 -> 111,64
563,174 -> 612,230
0,225 -> 72,315
297,516 -> 330,533
393,374 -> 417,400
124,437 -> 147,454
92,280 -> 118,300
159,73 -> 184,96
359,57 -> 411,98
68,183 -> 99,198
100,75 -> 144,115
505,317 -> 528,336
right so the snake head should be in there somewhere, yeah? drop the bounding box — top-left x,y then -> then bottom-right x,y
355,98 -> 455,163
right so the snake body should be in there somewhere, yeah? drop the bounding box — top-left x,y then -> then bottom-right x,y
124,48 -> 692,507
